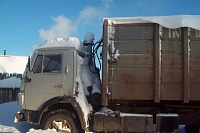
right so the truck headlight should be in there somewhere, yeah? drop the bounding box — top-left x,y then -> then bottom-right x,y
18,92 -> 24,106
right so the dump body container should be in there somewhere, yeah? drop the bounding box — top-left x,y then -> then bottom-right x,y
102,18 -> 200,106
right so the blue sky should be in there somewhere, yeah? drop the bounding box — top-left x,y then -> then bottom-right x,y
0,0 -> 200,56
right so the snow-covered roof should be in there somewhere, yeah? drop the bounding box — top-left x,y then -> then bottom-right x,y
104,15 -> 200,30
37,37 -> 86,54
0,55 -> 28,74
0,77 -> 21,88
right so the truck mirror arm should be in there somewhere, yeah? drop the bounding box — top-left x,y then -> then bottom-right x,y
26,76 -> 31,83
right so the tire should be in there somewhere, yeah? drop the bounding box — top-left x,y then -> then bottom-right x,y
41,109 -> 82,133
185,125 -> 200,133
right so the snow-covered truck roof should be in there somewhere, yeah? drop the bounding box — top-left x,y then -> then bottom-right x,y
104,15 -> 200,30
36,37 -> 86,54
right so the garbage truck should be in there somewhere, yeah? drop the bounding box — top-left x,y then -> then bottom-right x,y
15,15 -> 200,133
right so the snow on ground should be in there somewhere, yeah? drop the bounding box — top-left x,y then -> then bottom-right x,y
0,101 -> 187,133
0,101 -> 57,133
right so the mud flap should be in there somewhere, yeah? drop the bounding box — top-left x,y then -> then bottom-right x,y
14,111 -> 25,123
156,114 -> 179,133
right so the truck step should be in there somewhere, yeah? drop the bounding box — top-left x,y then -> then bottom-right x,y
93,109 -> 153,133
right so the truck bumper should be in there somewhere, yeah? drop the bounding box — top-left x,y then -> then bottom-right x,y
14,110 -> 25,123
14,109 -> 39,125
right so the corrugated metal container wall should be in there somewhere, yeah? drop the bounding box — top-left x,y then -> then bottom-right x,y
102,19 -> 200,106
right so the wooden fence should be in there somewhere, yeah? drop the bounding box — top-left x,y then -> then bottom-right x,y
0,88 -> 20,104
0,72 -> 22,104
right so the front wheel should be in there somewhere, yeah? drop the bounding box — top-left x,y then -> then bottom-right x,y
41,109 -> 81,133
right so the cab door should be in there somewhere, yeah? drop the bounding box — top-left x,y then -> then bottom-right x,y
24,49 -> 74,110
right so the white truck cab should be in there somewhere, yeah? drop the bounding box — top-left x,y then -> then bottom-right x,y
23,47 -> 76,110
15,37 -> 101,132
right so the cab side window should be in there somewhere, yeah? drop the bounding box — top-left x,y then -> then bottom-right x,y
43,54 -> 62,73
33,55 -> 43,73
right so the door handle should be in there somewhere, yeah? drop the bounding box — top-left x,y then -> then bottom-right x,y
54,85 -> 62,88
65,66 -> 68,74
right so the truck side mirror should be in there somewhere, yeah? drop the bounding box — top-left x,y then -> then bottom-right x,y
28,56 -> 31,72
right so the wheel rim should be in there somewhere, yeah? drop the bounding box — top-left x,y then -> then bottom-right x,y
48,119 -> 72,133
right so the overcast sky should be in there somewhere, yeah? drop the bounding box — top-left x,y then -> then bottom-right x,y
0,0 -> 200,56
